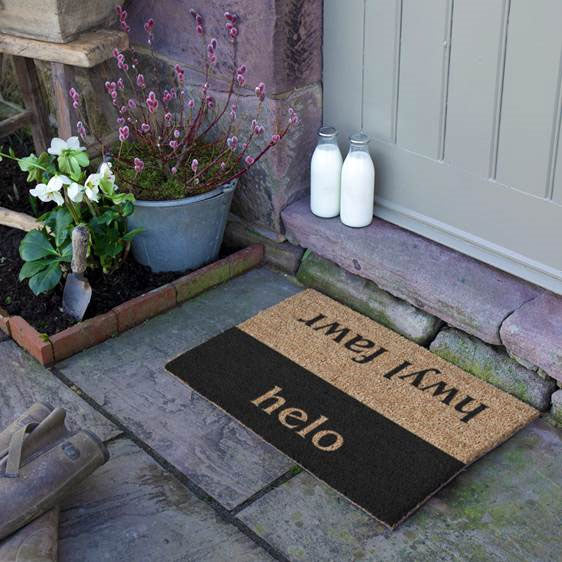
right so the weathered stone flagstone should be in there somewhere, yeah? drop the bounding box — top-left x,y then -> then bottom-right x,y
59,438 -> 272,562
283,198 -> 543,345
57,268 -> 301,509
237,419 -> 562,562
0,339 -> 118,441
500,292 -> 562,383
297,250 -> 442,345
551,389 -> 562,426
430,328 -> 556,411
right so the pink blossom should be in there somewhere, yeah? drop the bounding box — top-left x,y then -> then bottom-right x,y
220,162 -> 226,170
196,24 -> 203,34
224,11 -> 237,23
118,125 -> 130,141
164,112 -> 172,122
171,166 -> 178,175
111,91 -> 118,100
77,121 -> 87,140
245,155 -> 255,166
255,82 -> 265,101
117,78 -> 125,90
236,74 -> 245,86
191,159 -> 198,173
174,129 -> 181,138
136,74 -> 145,88
271,134 -> 281,144
174,64 -> 185,83
189,8 -> 197,18
144,18 -> 155,33
206,96 -> 215,108
134,157 -> 144,173
229,27 -> 239,39
140,123 -> 150,133
117,117 -> 126,126
146,91 -> 159,113
128,98 -> 137,109
225,22 -> 233,31
112,48 -> 120,58
163,90 -> 173,103
169,140 -> 178,149
187,99 -> 195,109
72,101 -> 79,109
227,136 -> 238,150
288,107 -> 299,125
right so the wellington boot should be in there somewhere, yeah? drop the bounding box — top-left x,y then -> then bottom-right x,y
0,507 -> 59,562
0,404 -> 54,452
0,415 -> 109,540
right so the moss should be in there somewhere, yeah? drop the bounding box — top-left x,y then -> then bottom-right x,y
116,140 -> 242,201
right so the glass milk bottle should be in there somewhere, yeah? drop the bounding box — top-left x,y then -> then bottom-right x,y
340,133 -> 375,227
310,127 -> 343,218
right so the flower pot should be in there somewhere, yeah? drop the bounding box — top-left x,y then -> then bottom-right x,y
127,180 -> 237,273
0,0 -> 121,43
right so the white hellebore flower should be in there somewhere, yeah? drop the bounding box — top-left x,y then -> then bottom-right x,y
84,174 -> 101,202
47,136 -> 85,156
29,175 -> 71,206
67,182 -> 85,203
98,161 -> 115,183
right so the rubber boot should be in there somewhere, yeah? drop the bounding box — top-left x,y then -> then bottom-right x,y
0,403 -> 54,452
0,413 -> 109,540
0,507 -> 59,562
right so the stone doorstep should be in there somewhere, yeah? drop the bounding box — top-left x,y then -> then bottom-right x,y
282,198 -> 560,375
4,245 -> 264,366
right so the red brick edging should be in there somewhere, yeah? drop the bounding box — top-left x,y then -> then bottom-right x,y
0,244 -> 264,365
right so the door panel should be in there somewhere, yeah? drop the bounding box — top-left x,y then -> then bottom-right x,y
495,0 -> 562,197
396,0 -> 449,158
323,0 -> 562,293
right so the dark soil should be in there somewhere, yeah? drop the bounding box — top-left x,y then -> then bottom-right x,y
0,134 -> 51,216
0,225 -> 186,335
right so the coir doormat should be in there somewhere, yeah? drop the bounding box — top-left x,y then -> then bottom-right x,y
166,289 -> 538,528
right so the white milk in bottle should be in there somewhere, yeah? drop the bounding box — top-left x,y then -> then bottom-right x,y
310,126 -> 343,218
340,133 -> 375,227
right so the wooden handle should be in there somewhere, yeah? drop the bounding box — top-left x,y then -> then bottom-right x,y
71,226 -> 89,274
0,206 -> 39,232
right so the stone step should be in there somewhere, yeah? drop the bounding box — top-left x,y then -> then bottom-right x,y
282,198 -> 546,348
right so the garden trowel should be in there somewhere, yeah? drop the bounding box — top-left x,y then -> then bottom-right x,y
62,225 -> 92,321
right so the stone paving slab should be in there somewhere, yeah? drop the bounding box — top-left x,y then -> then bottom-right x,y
500,292 -> 562,382
59,438 -> 273,562
283,198 -> 542,345
57,268 -> 301,510
238,419 -> 562,562
0,340 -> 118,441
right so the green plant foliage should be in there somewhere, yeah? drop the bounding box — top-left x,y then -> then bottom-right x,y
1,137 -> 142,295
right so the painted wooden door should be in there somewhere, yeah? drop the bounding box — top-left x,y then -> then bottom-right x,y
324,0 -> 562,293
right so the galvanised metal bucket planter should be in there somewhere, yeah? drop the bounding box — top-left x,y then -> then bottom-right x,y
127,180 -> 236,273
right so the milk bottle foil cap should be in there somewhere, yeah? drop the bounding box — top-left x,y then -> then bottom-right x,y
318,126 -> 337,138
350,132 -> 370,145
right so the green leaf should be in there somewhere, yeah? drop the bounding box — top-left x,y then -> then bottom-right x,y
57,153 -> 71,176
28,261 -> 62,295
59,240 -> 73,262
53,207 -> 73,247
19,230 -> 57,261
122,227 -> 143,241
73,151 -> 89,168
18,259 -> 50,281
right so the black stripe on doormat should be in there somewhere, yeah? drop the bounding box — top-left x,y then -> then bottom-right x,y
166,327 -> 465,528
